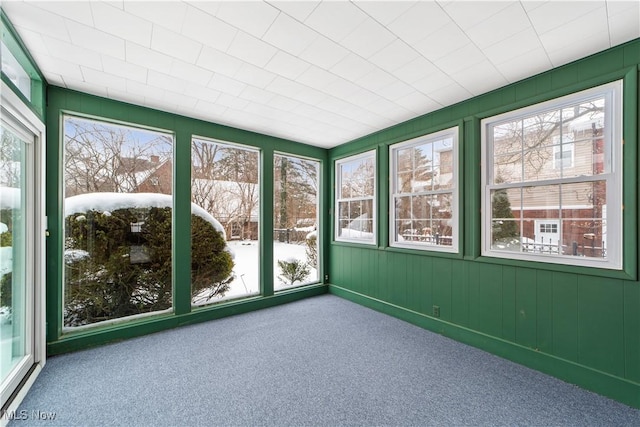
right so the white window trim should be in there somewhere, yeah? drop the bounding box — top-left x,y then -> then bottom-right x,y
335,150 -> 377,245
389,127 -> 459,253
481,80 -> 623,269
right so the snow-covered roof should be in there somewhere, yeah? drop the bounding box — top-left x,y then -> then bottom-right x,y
65,192 -> 226,239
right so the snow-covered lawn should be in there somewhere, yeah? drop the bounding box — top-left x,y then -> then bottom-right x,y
193,240 -> 318,306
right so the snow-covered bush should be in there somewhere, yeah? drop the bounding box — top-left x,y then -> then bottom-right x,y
64,200 -> 233,327
277,257 -> 310,286
305,230 -> 317,269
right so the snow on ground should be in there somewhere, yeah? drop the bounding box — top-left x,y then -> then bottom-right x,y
193,240 -> 318,306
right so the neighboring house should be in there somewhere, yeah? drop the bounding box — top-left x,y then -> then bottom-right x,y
495,119 -> 606,256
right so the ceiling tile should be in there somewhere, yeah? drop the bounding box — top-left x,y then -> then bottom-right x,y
527,1 -> 605,35
208,74 -> 247,97
296,66 -> 338,92
387,2 -> 450,44
353,1 -> 417,26
436,43 -> 486,76
102,55 -> 148,84
181,6 -> 238,52
369,39 -> 420,73
62,76 -> 109,98
66,21 -> 126,60
29,0 -> 94,26
329,53 -> 376,81
267,1 -> 321,22
162,89 -> 198,110
482,27 -> 543,66
608,7 -> 640,46
43,37 -> 103,70
216,93 -> 250,111
357,67 -> 398,93
539,7 -> 609,61
376,79 -> 418,102
262,13 -> 318,56
11,26 -> 49,55
123,1 -> 187,33
394,91 -> 441,115
412,71 -> 456,96
267,94 -> 301,112
463,2 -> 531,49
1,2 -> 70,42
233,62 -> 278,89
264,51 -> 311,80
495,47 -> 553,83
545,31 -> 611,67
441,1 -> 511,29
183,82 -> 220,104
304,1 -> 368,42
125,41 -> 174,72
91,2 -> 153,47
339,18 -> 396,59
150,25 -> 202,64
298,35 -> 350,70
238,86 -> 275,104
147,70 -> 187,94
36,54 -> 84,82
428,82 -> 473,106
452,60 -> 508,96
226,31 -> 278,68
323,77 -> 362,100
393,56 -> 440,84
168,61 -> 212,87
126,79 -> 163,99
194,99 -> 227,117
216,1 -> 280,39
413,22 -> 470,61
196,46 -> 244,78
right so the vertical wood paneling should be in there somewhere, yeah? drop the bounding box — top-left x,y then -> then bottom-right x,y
536,270 -> 553,353
451,259 -> 469,326
421,255 -> 434,315
467,262 -> 480,328
477,263 -> 503,337
552,272 -> 578,362
406,255 -> 421,313
578,276 -> 625,376
432,258 -> 452,321
515,267 -> 537,349
501,266 -> 516,341
623,281 -> 640,382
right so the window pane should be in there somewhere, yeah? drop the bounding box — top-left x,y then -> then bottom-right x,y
522,110 -> 561,149
63,116 -> 173,327
273,155 -> 319,291
336,151 -> 376,244
493,121 -> 522,156
490,187 -> 521,250
493,154 -> 523,184
191,139 -> 259,306
340,156 -> 374,198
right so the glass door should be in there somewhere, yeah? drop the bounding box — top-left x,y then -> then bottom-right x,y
0,115 -> 35,408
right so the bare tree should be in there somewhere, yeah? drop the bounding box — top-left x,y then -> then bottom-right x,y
64,117 -> 172,197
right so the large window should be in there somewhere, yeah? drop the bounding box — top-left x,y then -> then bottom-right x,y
191,138 -> 259,305
335,151 -> 376,244
273,154 -> 320,290
63,115 -> 174,328
481,81 -> 623,269
390,127 -> 458,252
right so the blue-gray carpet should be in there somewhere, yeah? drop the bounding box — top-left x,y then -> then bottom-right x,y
9,294 -> 640,426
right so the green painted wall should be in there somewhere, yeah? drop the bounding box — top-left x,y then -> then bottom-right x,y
328,39 -> 640,408
45,86 -> 329,355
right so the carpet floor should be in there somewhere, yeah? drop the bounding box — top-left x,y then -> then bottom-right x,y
8,294 -> 640,426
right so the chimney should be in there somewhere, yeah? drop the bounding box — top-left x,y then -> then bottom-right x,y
150,155 -> 160,164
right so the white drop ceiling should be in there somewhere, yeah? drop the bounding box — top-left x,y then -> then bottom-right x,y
2,1 -> 639,148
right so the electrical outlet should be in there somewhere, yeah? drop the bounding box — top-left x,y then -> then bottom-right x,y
324,274 -> 329,282
433,305 -> 440,318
